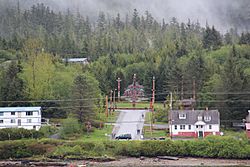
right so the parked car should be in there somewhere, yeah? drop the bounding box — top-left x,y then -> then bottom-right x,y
115,134 -> 132,140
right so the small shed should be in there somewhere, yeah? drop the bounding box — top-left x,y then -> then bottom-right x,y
246,110 -> 250,139
246,123 -> 250,139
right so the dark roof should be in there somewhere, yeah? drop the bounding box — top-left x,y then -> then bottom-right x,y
170,110 -> 220,125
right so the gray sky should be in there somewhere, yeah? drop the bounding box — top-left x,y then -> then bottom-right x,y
1,0 -> 247,32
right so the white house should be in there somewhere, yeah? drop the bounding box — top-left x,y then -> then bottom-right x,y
62,58 -> 89,65
0,107 -> 42,131
169,109 -> 220,138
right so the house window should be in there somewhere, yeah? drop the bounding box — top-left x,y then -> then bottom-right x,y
0,120 -> 3,123
0,112 -> 3,116
27,119 -> 32,123
209,125 -> 212,129
201,125 -> 203,128
180,125 -> 185,130
179,113 -> 186,119
196,125 -> 198,128
204,116 -> 211,122
198,116 -> 202,121
189,125 -> 191,130
174,125 -> 177,130
11,119 -> 16,123
26,111 -> 33,116
11,112 -> 15,115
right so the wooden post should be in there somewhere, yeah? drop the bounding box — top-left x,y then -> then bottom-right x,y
117,78 -> 122,102
110,90 -> 113,115
105,95 -> 108,117
193,78 -> 196,100
113,89 -> 116,112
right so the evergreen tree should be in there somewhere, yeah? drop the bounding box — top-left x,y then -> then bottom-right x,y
72,73 -> 100,123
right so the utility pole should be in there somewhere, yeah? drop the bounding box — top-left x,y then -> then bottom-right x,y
192,78 -> 196,100
169,92 -> 173,139
132,74 -> 137,108
105,95 -> 108,117
117,78 -> 122,102
152,76 -> 155,104
113,89 -> 116,112
181,76 -> 184,100
110,90 -> 113,115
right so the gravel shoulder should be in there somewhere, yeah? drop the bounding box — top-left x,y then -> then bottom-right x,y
90,157 -> 250,167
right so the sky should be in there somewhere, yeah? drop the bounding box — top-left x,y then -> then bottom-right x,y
1,0 -> 247,32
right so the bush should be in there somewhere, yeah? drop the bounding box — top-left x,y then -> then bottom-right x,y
39,126 -> 58,137
0,140 -> 52,159
59,118 -> 82,139
0,128 -> 43,141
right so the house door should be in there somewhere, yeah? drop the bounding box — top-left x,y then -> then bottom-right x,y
18,119 -> 21,126
198,131 -> 203,138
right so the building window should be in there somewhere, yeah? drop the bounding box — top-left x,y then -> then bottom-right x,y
189,125 -> 191,130
11,112 -> 15,115
204,116 -> 211,122
27,119 -> 32,123
11,119 -> 16,123
33,126 -> 36,129
0,120 -> 3,123
179,113 -> 186,119
26,111 -> 33,116
174,125 -> 177,130
201,125 -> 203,128
209,125 -> 212,129
180,125 -> 185,130
196,125 -> 198,128
198,116 -> 202,121
0,112 -> 3,116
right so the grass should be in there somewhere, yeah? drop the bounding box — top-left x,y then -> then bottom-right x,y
78,125 -> 113,142
99,111 -> 119,123
143,126 -> 167,138
115,102 -> 164,108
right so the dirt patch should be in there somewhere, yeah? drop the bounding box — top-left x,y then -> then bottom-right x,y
87,157 -> 250,167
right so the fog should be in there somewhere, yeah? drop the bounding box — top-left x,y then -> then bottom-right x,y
1,0 -> 248,32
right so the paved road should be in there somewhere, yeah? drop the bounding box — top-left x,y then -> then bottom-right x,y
112,110 -> 148,140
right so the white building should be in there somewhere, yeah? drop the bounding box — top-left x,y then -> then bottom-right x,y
169,109 -> 220,138
62,58 -> 89,65
0,107 -> 42,131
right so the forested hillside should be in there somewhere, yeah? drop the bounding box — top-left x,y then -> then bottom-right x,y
0,3 -> 249,121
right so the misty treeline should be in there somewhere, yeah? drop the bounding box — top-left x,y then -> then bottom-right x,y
0,3 -> 249,122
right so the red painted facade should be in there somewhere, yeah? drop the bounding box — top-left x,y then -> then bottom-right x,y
246,123 -> 250,139
246,131 -> 250,139
171,131 -> 220,138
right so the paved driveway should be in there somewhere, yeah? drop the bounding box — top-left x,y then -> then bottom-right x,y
112,110 -> 148,140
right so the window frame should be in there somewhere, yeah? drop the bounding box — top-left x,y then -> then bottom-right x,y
174,125 -> 177,130
0,112 -> 3,116
0,120 -> 3,123
209,125 -> 212,129
11,119 -> 16,123
188,125 -> 191,130
26,111 -> 33,116
27,119 -> 32,123
11,112 -> 15,116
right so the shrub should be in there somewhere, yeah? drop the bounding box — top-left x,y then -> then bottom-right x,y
0,128 -> 43,141
59,118 -> 82,139
39,126 -> 58,137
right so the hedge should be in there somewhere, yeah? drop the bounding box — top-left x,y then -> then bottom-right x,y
0,128 -> 44,141
0,136 -> 249,160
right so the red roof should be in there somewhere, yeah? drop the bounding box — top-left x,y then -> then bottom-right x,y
246,123 -> 250,130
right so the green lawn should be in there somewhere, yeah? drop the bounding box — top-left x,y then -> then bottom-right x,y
143,126 -> 167,138
78,125 -> 113,142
